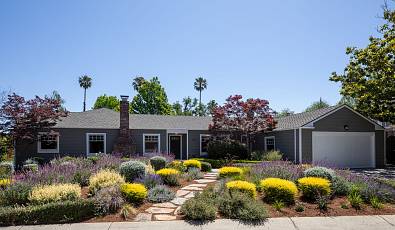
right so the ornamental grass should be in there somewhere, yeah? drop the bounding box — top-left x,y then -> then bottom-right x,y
226,180 -> 257,198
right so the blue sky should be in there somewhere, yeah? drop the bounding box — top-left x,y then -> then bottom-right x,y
0,0 -> 387,113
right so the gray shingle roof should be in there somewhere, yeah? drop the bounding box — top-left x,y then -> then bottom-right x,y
54,108 -> 212,130
274,106 -> 339,131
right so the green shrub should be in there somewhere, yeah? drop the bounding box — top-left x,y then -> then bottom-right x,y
166,160 -> 186,172
147,185 -> 175,203
87,156 -> 100,164
200,162 -> 212,172
0,162 -> 13,178
304,167 -> 335,181
119,161 -> 147,182
150,156 -> 167,171
272,200 -> 285,211
348,186 -> 363,210
316,195 -> 329,212
183,168 -> 204,181
262,150 -> 283,161
331,176 -> 351,196
193,158 -> 228,168
0,199 -> 95,226
207,139 -> 248,160
156,168 -> 180,186
93,186 -> 125,215
295,204 -> 304,212
218,191 -> 268,225
180,191 -> 217,222
0,183 -> 31,207
120,183 -> 147,204
369,196 -> 383,209
22,163 -> 38,172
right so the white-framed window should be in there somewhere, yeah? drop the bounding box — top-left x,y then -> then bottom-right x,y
86,133 -> 106,155
200,134 -> 211,155
264,136 -> 275,151
240,134 -> 247,144
143,134 -> 160,154
38,132 -> 59,153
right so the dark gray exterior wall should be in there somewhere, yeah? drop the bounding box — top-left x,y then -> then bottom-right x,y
375,130 -> 385,168
130,129 -> 167,154
188,130 -> 211,159
15,128 -> 120,167
301,129 -> 312,163
255,130 -> 296,162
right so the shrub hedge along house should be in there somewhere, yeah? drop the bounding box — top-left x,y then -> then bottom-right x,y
15,96 -> 385,169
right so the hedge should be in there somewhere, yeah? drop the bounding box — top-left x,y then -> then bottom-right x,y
0,199 -> 95,226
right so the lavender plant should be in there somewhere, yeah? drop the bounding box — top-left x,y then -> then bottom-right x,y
135,174 -> 163,189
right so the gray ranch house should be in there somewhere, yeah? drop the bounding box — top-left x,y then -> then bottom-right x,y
15,96 -> 386,169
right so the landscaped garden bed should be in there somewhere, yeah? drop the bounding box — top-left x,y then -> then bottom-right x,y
0,155 -> 394,226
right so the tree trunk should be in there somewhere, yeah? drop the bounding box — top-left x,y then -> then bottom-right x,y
199,90 -> 202,116
83,88 -> 86,112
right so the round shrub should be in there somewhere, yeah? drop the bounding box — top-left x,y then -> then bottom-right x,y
219,167 -> 243,178
0,179 -> 11,188
88,169 -> 125,194
156,168 -> 180,186
147,185 -> 175,203
150,156 -> 167,171
120,183 -> 147,204
207,139 -> 248,160
29,183 -> 81,204
331,176 -> 351,196
260,178 -> 298,205
297,177 -> 331,200
184,167 -> 204,181
226,180 -> 257,198
200,161 -> 212,172
304,167 -> 335,181
0,162 -> 13,178
180,191 -> 217,222
93,186 -> 125,215
183,159 -> 202,170
119,161 -> 147,182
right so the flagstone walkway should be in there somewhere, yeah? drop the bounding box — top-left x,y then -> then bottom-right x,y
134,170 -> 219,222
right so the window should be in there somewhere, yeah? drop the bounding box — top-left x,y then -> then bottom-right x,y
200,134 -> 211,155
144,134 -> 160,153
240,134 -> 247,144
265,136 -> 275,151
38,133 -> 59,153
86,133 -> 106,155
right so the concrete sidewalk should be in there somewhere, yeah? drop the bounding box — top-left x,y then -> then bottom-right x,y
2,215 -> 395,230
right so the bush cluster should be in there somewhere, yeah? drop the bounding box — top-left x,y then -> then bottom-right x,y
0,199 -> 95,226
166,160 -> 186,172
119,160 -> 147,182
93,186 -> 125,215
120,183 -> 147,204
88,169 -> 125,194
226,180 -> 257,198
0,162 -> 13,178
180,190 -> 217,222
147,185 -> 175,203
134,174 -> 163,189
29,183 -> 81,204
331,176 -> 351,196
0,183 -> 31,206
260,178 -> 298,205
184,168 -> 204,181
150,156 -> 167,171
200,162 -> 212,172
297,177 -> 331,200
207,139 -> 248,160
304,167 -> 335,181
183,159 -> 202,170
219,167 -> 243,178
156,168 -> 180,186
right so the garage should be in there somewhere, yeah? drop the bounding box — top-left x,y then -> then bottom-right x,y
312,131 -> 375,168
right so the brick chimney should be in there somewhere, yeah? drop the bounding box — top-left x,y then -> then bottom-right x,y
114,95 -> 135,155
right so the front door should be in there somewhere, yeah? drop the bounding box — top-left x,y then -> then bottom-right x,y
169,135 -> 182,159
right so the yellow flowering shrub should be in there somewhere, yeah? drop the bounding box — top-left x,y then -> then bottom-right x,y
167,160 -> 186,172
297,177 -> 331,200
226,180 -> 257,198
156,168 -> 180,185
183,159 -> 202,169
29,183 -> 81,204
88,169 -> 125,193
260,178 -> 298,205
219,167 -> 243,178
120,183 -> 147,204
156,168 -> 180,176
0,179 -> 11,188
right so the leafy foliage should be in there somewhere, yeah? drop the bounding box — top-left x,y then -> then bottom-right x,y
330,4 -> 395,122
207,139 -> 248,160
134,174 -> 163,189
304,99 -> 330,112
93,94 -> 120,111
149,156 -> 167,171
147,185 -> 175,203
183,167 -> 204,181
200,161 -> 212,172
304,167 -> 336,181
93,186 -> 125,215
119,160 -> 146,182
331,176 -> 351,196
0,162 -> 13,179
156,168 -> 180,186
0,183 -> 31,207
180,190 -> 217,222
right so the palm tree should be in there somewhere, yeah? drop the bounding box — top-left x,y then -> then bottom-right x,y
194,77 -> 207,116
78,75 -> 92,112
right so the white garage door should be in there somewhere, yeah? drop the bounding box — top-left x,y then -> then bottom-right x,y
312,132 -> 375,168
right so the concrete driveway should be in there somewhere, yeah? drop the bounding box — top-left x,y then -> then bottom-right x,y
2,215 -> 395,230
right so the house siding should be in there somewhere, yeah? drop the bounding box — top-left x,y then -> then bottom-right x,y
301,129 -> 312,163
15,128 -> 120,167
375,130 -> 385,168
130,129 -> 167,155
188,130 -> 211,159
256,130 -> 296,162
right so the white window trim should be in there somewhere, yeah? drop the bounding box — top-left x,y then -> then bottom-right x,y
37,132 -> 59,153
168,134 -> 182,159
264,136 -> 275,151
200,134 -> 211,156
143,134 -> 161,154
86,133 -> 107,156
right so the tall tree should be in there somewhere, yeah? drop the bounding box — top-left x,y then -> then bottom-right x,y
337,95 -> 357,108
330,3 -> 395,123
49,91 -> 66,112
93,94 -> 120,111
206,100 -> 218,116
194,77 -> 207,116
130,77 -> 173,115
78,75 -> 92,112
210,95 -> 276,153
132,76 -> 146,91
276,108 -> 294,118
0,93 -> 67,145
304,98 -> 330,112
172,101 -> 183,115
